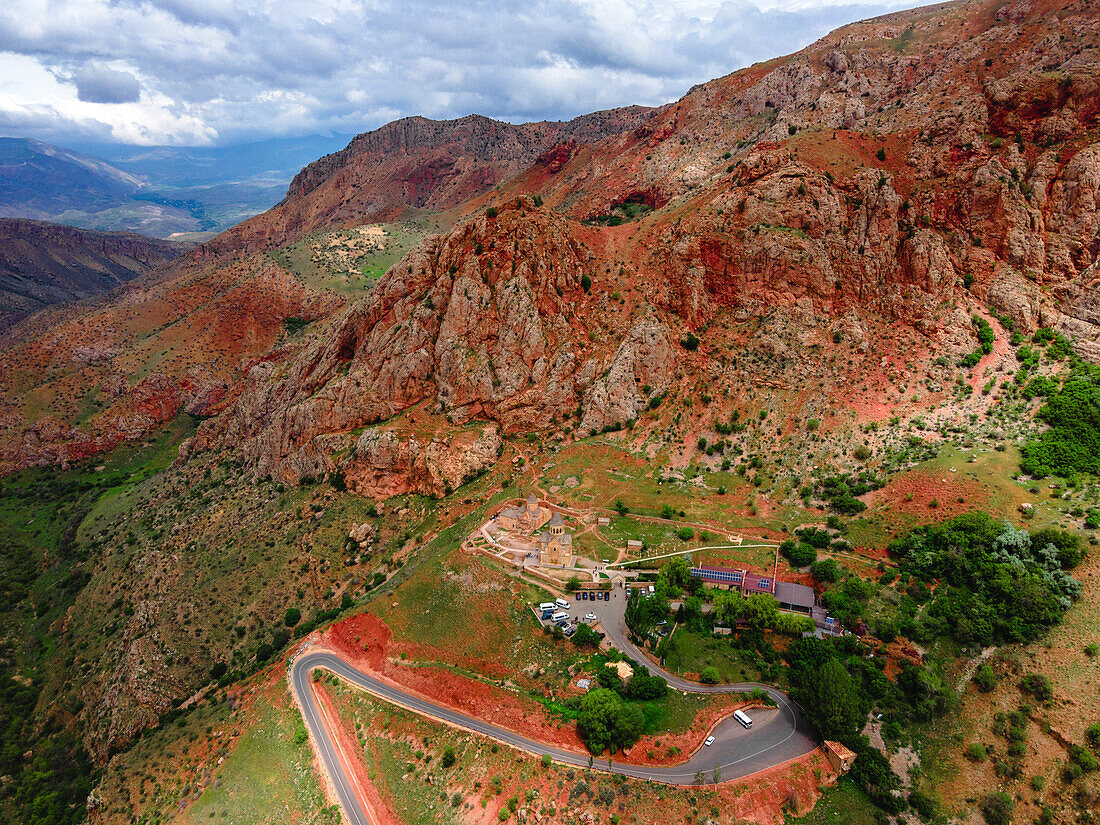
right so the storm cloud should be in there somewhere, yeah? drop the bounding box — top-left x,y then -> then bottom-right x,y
0,0 -> 914,146
71,63 -> 142,104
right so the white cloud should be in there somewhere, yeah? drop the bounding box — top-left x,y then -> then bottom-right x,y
0,0 -> 916,146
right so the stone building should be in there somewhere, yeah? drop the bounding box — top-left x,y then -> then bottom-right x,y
539,511 -> 573,566
497,493 -> 542,531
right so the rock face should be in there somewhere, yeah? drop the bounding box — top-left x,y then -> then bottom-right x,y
8,0 -> 1100,484
344,422 -> 502,498
0,219 -> 190,324
192,0 -> 1100,489
198,203 -> 613,483
578,310 -> 676,435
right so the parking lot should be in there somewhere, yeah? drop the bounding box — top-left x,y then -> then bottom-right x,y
534,590 -> 612,638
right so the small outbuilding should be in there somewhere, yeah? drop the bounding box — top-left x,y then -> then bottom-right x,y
823,740 -> 857,773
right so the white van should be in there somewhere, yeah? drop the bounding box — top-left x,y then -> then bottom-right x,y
551,611 -> 570,623
555,598 -> 570,609
539,602 -> 556,612
734,710 -> 753,729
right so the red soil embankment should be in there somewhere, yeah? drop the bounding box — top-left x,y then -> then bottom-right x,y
319,613 -> 584,751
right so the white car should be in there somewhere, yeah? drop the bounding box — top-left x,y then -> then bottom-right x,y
584,613 -> 597,622
704,735 -> 716,747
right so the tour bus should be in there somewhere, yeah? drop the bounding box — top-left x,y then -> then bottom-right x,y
539,602 -> 556,612
734,710 -> 753,729
555,598 -> 570,609
551,611 -> 570,623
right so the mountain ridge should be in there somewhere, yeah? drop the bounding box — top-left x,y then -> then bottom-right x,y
0,218 -> 191,325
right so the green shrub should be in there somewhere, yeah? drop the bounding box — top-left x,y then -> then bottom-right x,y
1019,673 -> 1053,702
283,607 -> 301,627
699,667 -> 720,684
810,558 -> 841,583
980,792 -> 1013,825
964,742 -> 987,761
973,664 -> 997,693
1021,363 -> 1100,477
1085,722 -> 1100,750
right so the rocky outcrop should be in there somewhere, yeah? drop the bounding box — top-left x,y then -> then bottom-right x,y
343,422 -> 502,498
197,201 -> 609,485
578,310 -> 676,435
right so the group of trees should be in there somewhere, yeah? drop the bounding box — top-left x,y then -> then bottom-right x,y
624,559 -> 813,642
624,588 -> 670,638
785,634 -> 952,813
0,673 -> 94,825
1020,358 -> 1100,477
712,590 -> 812,635
888,514 -> 1083,645
577,688 -> 645,754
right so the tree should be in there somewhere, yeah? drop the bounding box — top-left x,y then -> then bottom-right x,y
713,590 -> 742,626
810,558 -> 841,583
565,576 -> 581,593
572,623 -> 601,647
441,746 -> 456,768
624,671 -> 667,700
712,764 -> 722,785
577,689 -> 644,754
781,540 -> 817,567
741,593 -> 779,629
624,589 -> 667,638
700,666 -> 720,685
283,607 -> 301,627
808,658 -> 864,744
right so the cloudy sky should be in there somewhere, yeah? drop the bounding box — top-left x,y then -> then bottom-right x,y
0,0 -> 913,148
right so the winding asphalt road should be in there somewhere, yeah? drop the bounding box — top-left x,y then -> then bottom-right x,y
290,590 -> 818,825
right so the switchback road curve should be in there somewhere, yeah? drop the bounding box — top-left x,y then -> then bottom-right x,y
291,633 -> 817,825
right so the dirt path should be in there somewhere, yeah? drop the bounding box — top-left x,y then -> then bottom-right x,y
955,646 -> 997,692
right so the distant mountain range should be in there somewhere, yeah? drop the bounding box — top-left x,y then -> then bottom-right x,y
0,134 -> 350,238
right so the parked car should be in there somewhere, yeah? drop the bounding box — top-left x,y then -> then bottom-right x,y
581,592 -> 588,600
584,613 -> 597,622
705,736 -> 716,747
